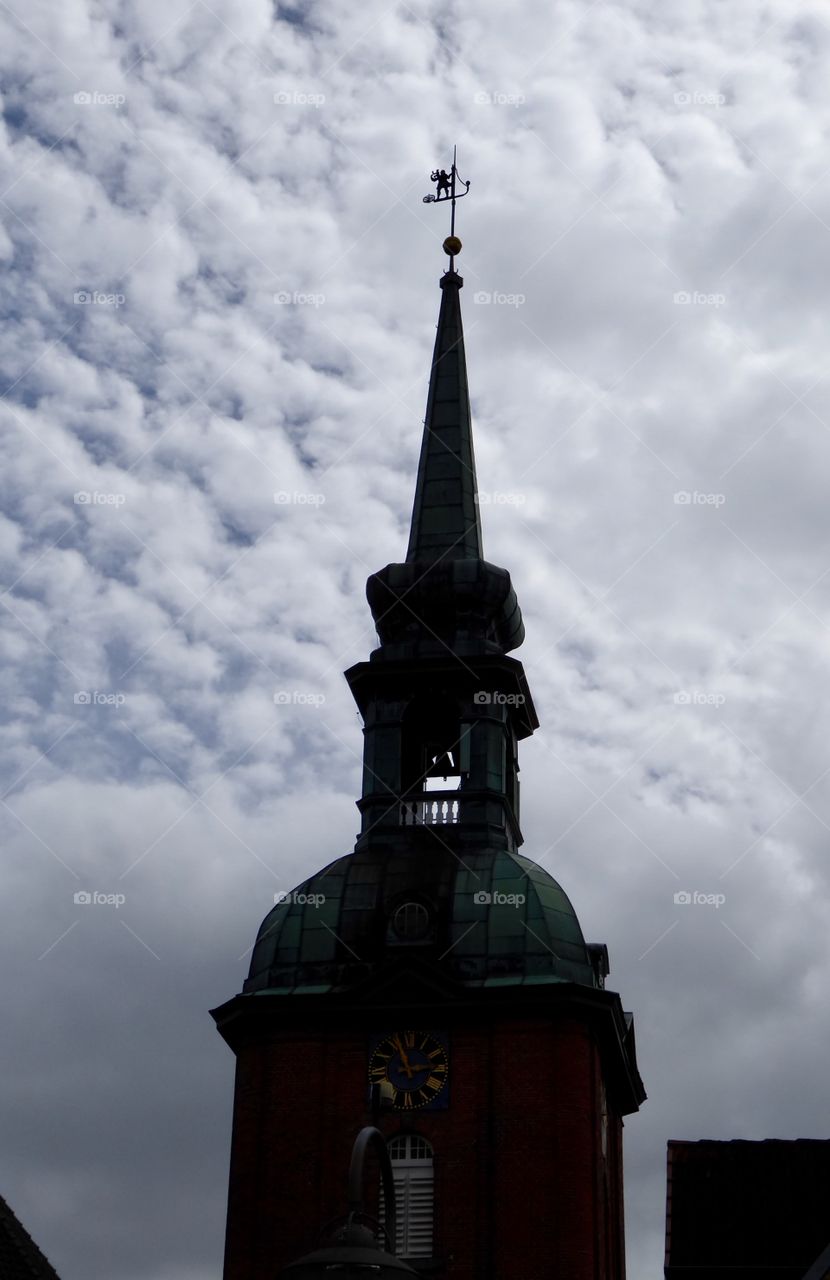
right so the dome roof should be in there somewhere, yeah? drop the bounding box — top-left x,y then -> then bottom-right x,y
245,847 -> 598,995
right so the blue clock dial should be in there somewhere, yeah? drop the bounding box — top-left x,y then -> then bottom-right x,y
369,1030 -> 449,1110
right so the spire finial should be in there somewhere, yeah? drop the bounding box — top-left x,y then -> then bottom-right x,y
423,145 -> 470,271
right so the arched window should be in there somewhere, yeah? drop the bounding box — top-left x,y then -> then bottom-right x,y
379,1134 -> 434,1258
400,697 -> 468,795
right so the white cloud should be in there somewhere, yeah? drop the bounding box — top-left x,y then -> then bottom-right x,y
2,0 -> 830,1276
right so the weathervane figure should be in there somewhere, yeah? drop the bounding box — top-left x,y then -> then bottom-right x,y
423,146 -> 470,267
431,168 -> 452,199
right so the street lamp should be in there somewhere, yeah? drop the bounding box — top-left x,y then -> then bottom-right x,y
280,1126 -> 418,1280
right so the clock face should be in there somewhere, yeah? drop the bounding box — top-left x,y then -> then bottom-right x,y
369,1030 -> 449,1110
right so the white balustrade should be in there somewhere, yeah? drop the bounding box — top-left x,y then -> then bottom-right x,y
400,794 -> 461,825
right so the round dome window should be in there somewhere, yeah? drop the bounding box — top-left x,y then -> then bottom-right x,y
391,900 -> 431,942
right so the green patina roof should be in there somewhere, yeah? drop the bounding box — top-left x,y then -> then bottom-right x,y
245,847 -> 597,995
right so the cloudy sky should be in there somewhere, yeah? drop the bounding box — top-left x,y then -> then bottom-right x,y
2,0 -> 830,1276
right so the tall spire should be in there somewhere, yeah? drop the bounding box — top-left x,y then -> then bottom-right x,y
366,151 -> 525,658
406,269 -> 483,565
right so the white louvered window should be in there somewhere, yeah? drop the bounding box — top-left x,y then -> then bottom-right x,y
379,1134 -> 434,1258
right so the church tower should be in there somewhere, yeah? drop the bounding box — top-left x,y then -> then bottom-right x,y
211,166 -> 645,1280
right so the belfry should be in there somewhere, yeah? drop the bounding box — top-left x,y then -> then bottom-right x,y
211,155 -> 645,1280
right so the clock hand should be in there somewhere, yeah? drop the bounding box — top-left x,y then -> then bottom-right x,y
399,1063 -> 431,1079
392,1035 -> 414,1073
390,1038 -> 435,1080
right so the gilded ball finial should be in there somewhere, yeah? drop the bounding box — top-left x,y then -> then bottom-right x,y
443,235 -> 462,257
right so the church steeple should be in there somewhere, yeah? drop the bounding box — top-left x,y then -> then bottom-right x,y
363,155 -> 526,660
343,159 -> 535,851
212,156 -> 645,1280
406,269 -> 483,565
365,267 -> 525,658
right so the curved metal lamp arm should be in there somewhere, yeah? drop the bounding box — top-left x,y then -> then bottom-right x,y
347,1126 -> 397,1254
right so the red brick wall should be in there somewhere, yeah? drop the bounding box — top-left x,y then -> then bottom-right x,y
221,1014 -> 626,1280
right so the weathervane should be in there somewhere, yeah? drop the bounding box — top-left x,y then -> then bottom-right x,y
423,145 -> 470,267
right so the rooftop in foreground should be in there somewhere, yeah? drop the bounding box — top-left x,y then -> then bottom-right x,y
665,1139 -> 830,1280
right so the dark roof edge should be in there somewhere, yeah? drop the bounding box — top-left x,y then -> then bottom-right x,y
801,1239 -> 830,1280
0,1194 -> 62,1280
210,979 -> 646,1114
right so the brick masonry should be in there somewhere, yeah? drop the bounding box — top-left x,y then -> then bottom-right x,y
220,1008 -> 626,1280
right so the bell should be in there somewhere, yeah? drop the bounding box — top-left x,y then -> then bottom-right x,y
427,750 -> 455,778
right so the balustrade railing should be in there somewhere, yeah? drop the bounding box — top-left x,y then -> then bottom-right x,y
400,792 -> 461,826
